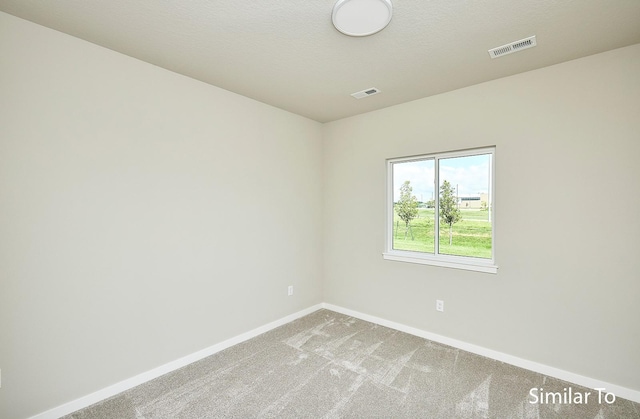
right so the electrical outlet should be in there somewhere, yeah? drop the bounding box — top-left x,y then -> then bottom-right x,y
436,300 -> 444,312
288,285 -> 294,296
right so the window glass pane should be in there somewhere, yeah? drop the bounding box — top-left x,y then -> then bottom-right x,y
392,159 -> 435,253
438,153 -> 492,258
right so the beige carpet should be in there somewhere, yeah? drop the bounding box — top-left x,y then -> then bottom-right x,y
65,309 -> 640,418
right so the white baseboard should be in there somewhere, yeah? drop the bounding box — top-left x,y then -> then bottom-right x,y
321,303 -> 640,404
30,304 -> 323,419
30,301 -> 640,418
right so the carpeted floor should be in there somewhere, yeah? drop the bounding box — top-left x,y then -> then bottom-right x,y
65,309 -> 640,418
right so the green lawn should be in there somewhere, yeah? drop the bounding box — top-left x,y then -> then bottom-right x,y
393,209 -> 492,259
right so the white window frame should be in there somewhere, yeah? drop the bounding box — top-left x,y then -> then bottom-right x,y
383,147 -> 498,274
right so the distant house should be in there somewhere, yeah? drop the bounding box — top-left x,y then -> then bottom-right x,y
458,193 -> 489,209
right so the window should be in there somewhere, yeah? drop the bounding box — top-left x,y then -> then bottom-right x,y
383,147 -> 497,273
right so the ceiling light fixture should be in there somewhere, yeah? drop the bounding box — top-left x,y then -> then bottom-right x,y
332,0 -> 393,37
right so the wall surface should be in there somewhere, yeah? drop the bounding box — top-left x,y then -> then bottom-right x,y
323,44 -> 640,393
0,12 -> 323,418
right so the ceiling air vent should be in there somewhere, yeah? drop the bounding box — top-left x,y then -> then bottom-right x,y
488,36 -> 537,59
351,87 -> 381,99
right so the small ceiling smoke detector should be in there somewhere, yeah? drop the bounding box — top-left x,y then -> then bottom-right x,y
351,87 -> 381,99
332,0 -> 393,37
488,35 -> 537,59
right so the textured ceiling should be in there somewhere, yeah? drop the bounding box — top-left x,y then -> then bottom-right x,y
1,0 -> 639,122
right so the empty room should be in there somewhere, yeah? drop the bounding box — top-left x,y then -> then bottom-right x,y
1,1 -> 639,418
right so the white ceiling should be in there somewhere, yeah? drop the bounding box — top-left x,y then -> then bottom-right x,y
1,0 -> 639,123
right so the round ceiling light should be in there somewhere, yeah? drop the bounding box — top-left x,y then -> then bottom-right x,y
332,0 -> 393,37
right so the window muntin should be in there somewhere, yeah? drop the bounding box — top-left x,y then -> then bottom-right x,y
385,147 -> 496,273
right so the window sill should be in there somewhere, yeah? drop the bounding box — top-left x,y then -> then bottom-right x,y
382,252 -> 498,274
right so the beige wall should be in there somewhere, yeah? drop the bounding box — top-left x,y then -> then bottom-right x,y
323,44 -> 640,393
0,12 -> 323,418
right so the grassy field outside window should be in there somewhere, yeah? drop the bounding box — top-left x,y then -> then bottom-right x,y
392,208 -> 492,258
